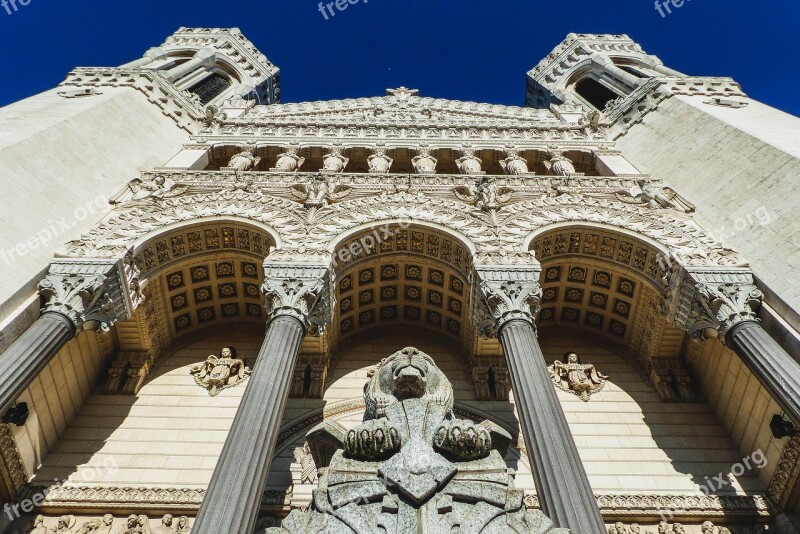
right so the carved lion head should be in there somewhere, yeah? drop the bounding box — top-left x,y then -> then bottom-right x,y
364,347 -> 454,419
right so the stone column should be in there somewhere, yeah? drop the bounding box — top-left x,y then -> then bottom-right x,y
192,264 -> 330,534
477,266 -> 607,533
591,54 -> 642,90
0,258 -> 139,415
686,280 -> 800,425
119,47 -> 167,69
164,48 -> 216,83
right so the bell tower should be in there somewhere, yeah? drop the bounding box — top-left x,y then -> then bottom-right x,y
118,27 -> 281,106
525,33 -> 683,110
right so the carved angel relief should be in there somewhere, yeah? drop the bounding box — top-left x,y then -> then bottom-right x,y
190,346 -> 252,396
454,176 -> 514,212
548,351 -> 608,401
290,173 -> 352,208
616,180 -> 695,213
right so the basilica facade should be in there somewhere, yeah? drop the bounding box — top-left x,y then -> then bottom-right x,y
0,29 -> 799,534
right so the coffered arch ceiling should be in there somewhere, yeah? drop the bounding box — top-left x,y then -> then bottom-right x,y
328,224 -> 475,355
130,220 -> 277,341
529,224 -> 674,348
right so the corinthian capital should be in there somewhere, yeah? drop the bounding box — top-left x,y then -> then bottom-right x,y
475,265 -> 543,335
262,262 -> 331,334
690,282 -> 763,339
38,256 -> 142,333
664,268 -> 763,341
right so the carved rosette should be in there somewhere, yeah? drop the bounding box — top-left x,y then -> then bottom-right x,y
476,266 -> 543,335
37,258 -> 141,333
262,262 -> 331,334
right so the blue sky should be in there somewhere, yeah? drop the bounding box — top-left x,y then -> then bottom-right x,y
0,0 -> 798,116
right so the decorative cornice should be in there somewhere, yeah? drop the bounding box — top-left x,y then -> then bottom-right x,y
767,437 -> 800,509
0,423 -> 27,499
59,68 -> 204,132
523,493 -> 772,520
262,261 -> 331,334
38,255 -> 142,332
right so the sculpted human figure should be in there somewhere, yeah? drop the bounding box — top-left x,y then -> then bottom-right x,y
115,515 -> 138,534
290,173 -> 352,208
500,149 -> 530,175
28,515 -> 47,534
274,146 -> 305,172
543,150 -> 576,176
267,347 -> 566,533
368,147 -> 393,174
321,147 -> 349,172
174,517 -> 190,534
52,516 -> 76,533
152,515 -> 174,534
549,351 -> 608,401
454,176 -> 513,212
412,147 -> 437,174
190,346 -> 251,396
455,149 -> 483,174
227,149 -> 261,172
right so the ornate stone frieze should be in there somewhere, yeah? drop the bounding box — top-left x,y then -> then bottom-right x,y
38,257 -> 142,332
548,352 -> 608,401
475,265 -> 543,334
21,513 -> 192,533
262,262 -> 331,333
663,269 -> 762,340
767,437 -> 800,509
0,423 -> 27,498
63,179 -> 740,280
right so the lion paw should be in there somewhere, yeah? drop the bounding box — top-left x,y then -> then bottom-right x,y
344,419 -> 401,461
433,419 -> 492,460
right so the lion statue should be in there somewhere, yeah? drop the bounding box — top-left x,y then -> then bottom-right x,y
267,347 -> 569,534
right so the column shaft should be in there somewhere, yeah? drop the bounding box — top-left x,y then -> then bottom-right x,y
499,319 -> 607,533
0,313 -> 75,415
192,315 -> 306,534
727,321 -> 800,424
165,57 -> 206,83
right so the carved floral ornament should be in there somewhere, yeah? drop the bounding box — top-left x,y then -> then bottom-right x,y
60,189 -> 741,275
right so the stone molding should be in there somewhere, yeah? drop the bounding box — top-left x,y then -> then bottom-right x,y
38,255 -> 142,333
663,268 -> 762,341
767,437 -> 800,509
59,68 -> 205,132
0,423 -> 27,499
61,186 -> 740,277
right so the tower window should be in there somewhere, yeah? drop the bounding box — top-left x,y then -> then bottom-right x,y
619,66 -> 650,79
189,73 -> 232,105
575,78 -> 620,110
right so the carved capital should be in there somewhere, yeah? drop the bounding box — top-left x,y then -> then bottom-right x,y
663,267 -> 763,341
475,265 -> 542,335
37,255 -> 142,333
262,262 -> 331,334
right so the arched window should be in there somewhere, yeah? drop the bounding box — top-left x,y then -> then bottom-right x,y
189,72 -> 233,105
575,78 -> 620,110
